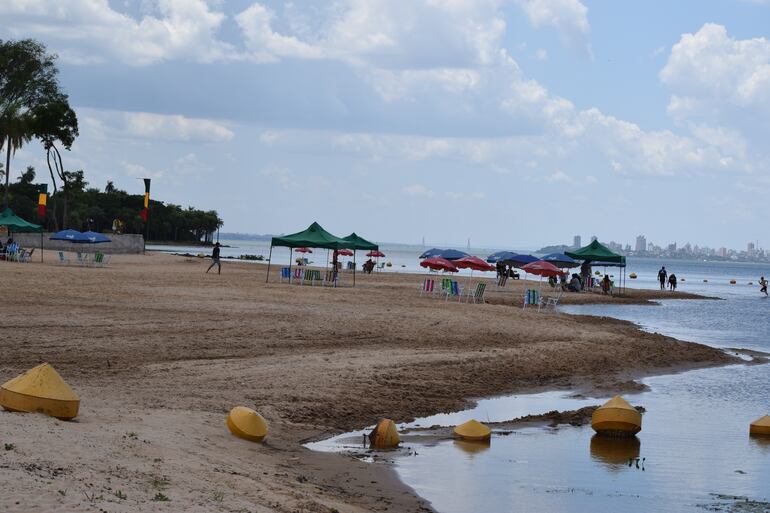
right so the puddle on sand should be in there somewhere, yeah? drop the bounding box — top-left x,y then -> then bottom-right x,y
309,363 -> 770,513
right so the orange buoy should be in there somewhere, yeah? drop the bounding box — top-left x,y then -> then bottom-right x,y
750,415 -> 770,436
369,418 -> 400,448
227,407 -> 268,442
453,419 -> 491,441
0,363 -> 80,420
591,396 -> 641,436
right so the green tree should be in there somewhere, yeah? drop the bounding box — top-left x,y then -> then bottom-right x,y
0,102 -> 33,209
30,97 -> 79,227
0,39 -> 61,209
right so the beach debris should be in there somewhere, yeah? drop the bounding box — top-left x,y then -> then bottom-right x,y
226,406 -> 268,443
629,273 -> 637,279
453,419 -> 492,442
703,279 -> 708,282
591,396 -> 642,437
749,415 -> 770,436
730,280 -> 737,284
368,418 -> 400,449
0,363 -> 80,420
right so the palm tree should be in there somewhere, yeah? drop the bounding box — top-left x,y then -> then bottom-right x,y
0,103 -> 33,209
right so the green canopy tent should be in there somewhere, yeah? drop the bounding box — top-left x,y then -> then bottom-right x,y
266,222 -> 348,284
340,232 -> 379,286
565,240 -> 627,293
0,208 -> 44,262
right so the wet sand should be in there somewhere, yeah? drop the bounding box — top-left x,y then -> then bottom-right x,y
0,253 -> 733,512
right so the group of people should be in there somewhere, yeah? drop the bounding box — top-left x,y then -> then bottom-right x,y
658,266 -> 677,291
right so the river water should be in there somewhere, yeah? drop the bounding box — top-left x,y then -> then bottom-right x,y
305,258 -> 770,513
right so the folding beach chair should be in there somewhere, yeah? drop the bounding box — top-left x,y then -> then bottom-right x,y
20,247 -> 34,263
523,289 -> 540,309
541,289 -> 563,311
324,270 -> 338,287
463,282 -> 487,304
419,278 -> 435,296
497,274 -> 508,287
444,280 -> 461,301
57,251 -> 70,265
280,267 -> 291,283
293,268 -> 305,283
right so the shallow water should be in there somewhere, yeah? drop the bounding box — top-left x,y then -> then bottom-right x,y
308,257 -> 770,513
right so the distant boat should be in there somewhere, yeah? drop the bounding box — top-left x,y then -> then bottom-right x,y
591,396 -> 642,436
629,273 -> 637,279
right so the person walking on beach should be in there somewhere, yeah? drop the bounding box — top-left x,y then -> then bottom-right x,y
206,242 -> 221,274
658,266 -> 667,290
760,276 -> 768,297
668,273 -> 677,291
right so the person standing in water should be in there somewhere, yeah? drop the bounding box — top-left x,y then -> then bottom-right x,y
658,266 -> 667,290
668,273 -> 677,291
760,276 -> 768,297
206,242 -> 221,274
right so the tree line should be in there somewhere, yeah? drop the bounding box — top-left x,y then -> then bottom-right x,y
1,38 -> 223,242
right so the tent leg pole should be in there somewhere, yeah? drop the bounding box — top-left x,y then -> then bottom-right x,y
266,244 -> 273,283
353,251 -> 356,287
41,232 -> 44,262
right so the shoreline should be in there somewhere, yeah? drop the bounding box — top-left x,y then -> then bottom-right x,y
0,252 -> 736,512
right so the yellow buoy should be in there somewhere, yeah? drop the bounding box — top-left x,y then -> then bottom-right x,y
453,419 -> 491,441
750,415 -> 770,436
369,418 -> 400,448
591,396 -> 642,436
227,406 -> 268,442
629,273 -> 637,279
0,363 -> 80,420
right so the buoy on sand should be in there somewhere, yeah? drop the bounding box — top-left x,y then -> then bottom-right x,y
0,363 -> 80,420
227,406 -> 268,442
369,418 -> 400,448
591,396 -> 642,436
750,415 -> 770,436
453,419 -> 492,441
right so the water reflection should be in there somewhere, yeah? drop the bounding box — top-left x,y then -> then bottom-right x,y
590,435 -> 641,468
453,438 -> 491,456
749,434 -> 770,452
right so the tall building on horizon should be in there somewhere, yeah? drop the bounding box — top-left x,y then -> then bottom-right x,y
748,242 -> 756,257
635,235 -> 647,252
573,235 -> 581,248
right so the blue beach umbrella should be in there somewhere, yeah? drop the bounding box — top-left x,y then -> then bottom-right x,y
487,251 -> 518,263
419,248 -> 445,259
81,231 -> 112,243
49,229 -> 88,242
438,249 -> 470,260
541,252 -> 579,268
499,253 -> 538,267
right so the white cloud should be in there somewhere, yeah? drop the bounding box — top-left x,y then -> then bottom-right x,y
0,0 -> 234,65
403,184 -> 434,197
660,24 -> 770,110
81,109 -> 235,143
514,0 -> 590,52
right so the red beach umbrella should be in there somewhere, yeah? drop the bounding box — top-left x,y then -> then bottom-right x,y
521,260 -> 565,277
454,256 -> 495,272
420,256 -> 459,273
367,250 -> 385,257
337,249 -> 354,256
295,247 -> 313,253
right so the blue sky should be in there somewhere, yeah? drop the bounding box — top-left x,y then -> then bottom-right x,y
2,0 -> 770,249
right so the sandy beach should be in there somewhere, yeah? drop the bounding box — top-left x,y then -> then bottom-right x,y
0,253 -> 734,512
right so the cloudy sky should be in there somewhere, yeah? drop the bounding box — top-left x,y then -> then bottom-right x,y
2,0 -> 770,249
